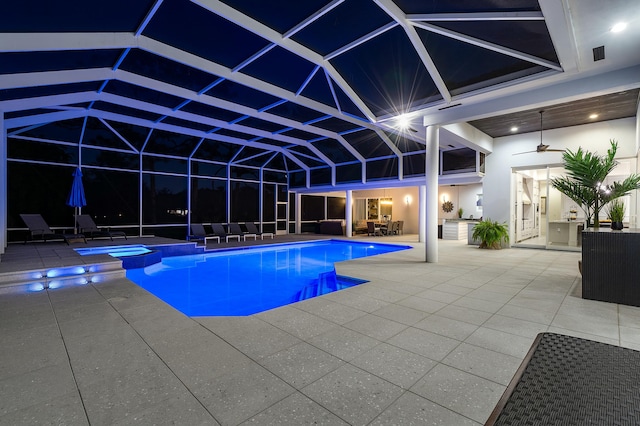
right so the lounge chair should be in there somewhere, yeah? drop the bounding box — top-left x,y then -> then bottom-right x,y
211,223 -> 241,242
228,223 -> 257,241
245,222 -> 274,240
20,214 -> 86,244
75,214 -> 127,241
188,224 -> 219,244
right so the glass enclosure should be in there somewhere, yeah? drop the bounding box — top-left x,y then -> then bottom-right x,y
6,118 -> 289,241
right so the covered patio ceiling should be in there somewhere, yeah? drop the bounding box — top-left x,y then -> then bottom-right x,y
1,0 -> 639,186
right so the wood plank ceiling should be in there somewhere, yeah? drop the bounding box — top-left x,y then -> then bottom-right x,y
469,89 -> 640,138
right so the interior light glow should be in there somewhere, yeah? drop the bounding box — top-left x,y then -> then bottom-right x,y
611,22 -> 627,33
589,113 -> 599,119
510,126 -> 518,132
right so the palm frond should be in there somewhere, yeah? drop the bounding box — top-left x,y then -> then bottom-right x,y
551,140 -> 640,226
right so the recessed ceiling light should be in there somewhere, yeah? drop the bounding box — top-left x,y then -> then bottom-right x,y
510,126 -> 518,132
589,113 -> 599,119
611,22 -> 627,33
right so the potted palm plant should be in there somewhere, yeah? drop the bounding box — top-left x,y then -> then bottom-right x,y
551,140 -> 640,227
472,218 -> 509,249
606,199 -> 625,230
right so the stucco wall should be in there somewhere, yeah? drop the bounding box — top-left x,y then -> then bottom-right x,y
438,184 -> 483,221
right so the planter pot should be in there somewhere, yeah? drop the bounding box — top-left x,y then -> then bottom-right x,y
611,221 -> 624,230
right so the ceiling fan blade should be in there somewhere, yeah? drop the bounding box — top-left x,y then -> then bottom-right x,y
512,111 -> 566,155
513,146 -> 565,155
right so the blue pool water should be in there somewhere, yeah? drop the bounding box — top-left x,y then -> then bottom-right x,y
126,240 -> 411,316
75,244 -> 152,257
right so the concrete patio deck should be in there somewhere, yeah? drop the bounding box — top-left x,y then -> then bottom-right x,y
1,235 -> 639,425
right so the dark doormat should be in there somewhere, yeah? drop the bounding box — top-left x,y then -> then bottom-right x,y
486,332 -> 640,425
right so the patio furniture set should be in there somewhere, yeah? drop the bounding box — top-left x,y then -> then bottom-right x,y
189,222 -> 274,244
366,220 -> 403,237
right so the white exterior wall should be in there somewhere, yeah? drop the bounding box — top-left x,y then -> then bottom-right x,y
438,184 -> 483,221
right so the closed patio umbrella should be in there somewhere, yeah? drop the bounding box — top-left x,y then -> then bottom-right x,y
66,167 -> 86,232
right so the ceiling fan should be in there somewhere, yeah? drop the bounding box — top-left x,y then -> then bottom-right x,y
513,111 -> 565,155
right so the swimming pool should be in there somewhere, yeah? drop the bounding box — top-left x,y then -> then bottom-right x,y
126,240 -> 411,316
75,244 -> 152,257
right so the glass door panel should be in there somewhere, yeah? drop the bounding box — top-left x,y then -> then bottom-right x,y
512,168 -> 543,247
547,166 -> 583,251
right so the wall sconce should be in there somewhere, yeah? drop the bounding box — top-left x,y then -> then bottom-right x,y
405,196 -> 411,206
441,194 -> 448,203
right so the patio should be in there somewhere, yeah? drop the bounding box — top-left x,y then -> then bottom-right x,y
1,236 -> 639,425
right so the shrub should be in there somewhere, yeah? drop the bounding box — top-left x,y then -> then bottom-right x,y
472,219 -> 509,249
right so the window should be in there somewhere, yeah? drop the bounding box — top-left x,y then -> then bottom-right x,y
442,148 -> 477,174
